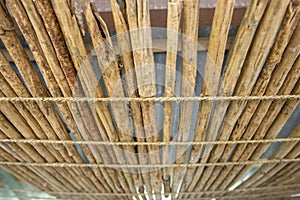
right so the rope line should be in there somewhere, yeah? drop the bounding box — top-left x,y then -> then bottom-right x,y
0,192 -> 298,200
0,158 -> 299,168
0,196 -> 55,200
1,184 -> 299,196
0,94 -> 299,103
0,138 -> 299,145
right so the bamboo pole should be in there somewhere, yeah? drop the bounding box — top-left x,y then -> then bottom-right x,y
0,130 -> 66,193
252,145 -> 300,187
0,77 -> 102,194
29,0 -> 116,192
0,54 -> 110,194
0,21 -> 106,200
19,0 -> 79,133
6,0 -> 76,159
0,143 -> 90,200
225,77 -> 300,191
162,0 -> 182,195
186,0 -> 290,194
178,0 -> 235,194
0,113 -> 46,163
125,0 -> 162,197
0,0 -> 76,161
0,55 -> 92,193
1,165 -> 58,194
256,162 -> 299,186
0,45 -> 103,195
0,81 -> 97,195
196,1 -> 300,193
0,78 -> 100,194
237,123 -> 300,189
199,134 -> 300,198
82,1 -> 143,196
1,37 -> 234,63
31,0 -> 76,90
267,161 -> 300,186
110,0 -> 153,196
49,0 -> 135,194
125,0 -> 156,98
0,147 -> 59,191
256,162 -> 299,187
70,0 -> 85,37
283,176 -> 300,185
7,0 -> 71,96
277,168 -> 300,186
215,68 -> 300,192
214,22 -> 300,192
0,132 -> 32,163
0,112 -> 86,192
170,0 -> 200,195
0,140 -> 78,196
6,0 -> 112,193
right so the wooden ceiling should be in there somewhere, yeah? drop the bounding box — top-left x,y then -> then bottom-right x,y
0,0 -> 299,199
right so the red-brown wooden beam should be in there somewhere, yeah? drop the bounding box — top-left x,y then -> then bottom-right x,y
101,8 -> 246,30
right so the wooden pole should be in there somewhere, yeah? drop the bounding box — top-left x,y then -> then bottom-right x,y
9,0 -> 114,193
49,0 -> 135,193
162,0 -> 182,195
226,75 -> 300,191
198,0 -> 300,193
170,0 -> 200,195
28,0 -> 116,192
237,123 -> 300,188
125,0 -> 163,197
178,0 -> 235,194
110,0 -> 153,196
214,18 -> 300,192
187,0 -> 290,194
82,1 -> 143,196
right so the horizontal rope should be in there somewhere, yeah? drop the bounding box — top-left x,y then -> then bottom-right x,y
0,193 -> 297,200
1,184 -> 299,197
0,158 -> 299,168
0,196 -> 56,200
0,94 -> 299,103
0,137 -> 299,146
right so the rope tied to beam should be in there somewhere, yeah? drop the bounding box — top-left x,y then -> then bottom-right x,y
0,94 -> 299,103
0,184 -> 299,197
0,137 -> 299,145
0,158 -> 299,168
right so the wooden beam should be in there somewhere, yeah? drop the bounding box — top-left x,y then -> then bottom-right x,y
100,8 -> 246,30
